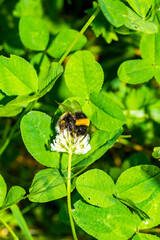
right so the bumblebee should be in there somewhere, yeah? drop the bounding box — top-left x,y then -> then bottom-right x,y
56,101 -> 90,136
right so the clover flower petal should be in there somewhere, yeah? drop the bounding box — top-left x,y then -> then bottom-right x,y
51,129 -> 91,155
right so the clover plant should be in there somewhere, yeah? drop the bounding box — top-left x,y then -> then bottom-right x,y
0,0 -> 160,239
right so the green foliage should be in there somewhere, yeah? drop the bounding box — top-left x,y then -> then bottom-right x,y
88,92 -> 125,131
0,95 -> 37,117
98,0 -> 127,28
20,111 -> 60,168
0,55 -> 38,95
0,60 -> 63,117
118,60 -> 154,84
124,7 -> 158,34
13,0 -> 43,17
73,200 -> 138,240
1,186 -> 26,210
98,0 -> 158,33
47,29 -> 87,59
38,62 -> 63,96
152,147 -> 160,159
116,165 -> 160,202
86,2 -> 118,44
125,86 -> 154,110
65,50 -> 104,98
133,233 -> 160,240
29,169 -> 67,202
0,176 -> 26,212
148,100 -> 160,124
0,175 -> 7,207
0,105 -> 23,117
118,28 -> 160,84
1,0 -> 160,239
109,152 -> 151,181
30,53 -> 50,82
10,205 -> 33,240
74,165 -> 160,239
137,192 -> 160,230
21,109 -> 122,170
19,16 -> 49,51
73,128 -> 123,168
76,169 -> 116,207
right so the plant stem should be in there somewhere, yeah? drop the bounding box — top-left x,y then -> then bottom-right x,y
59,6 -> 100,65
0,101 -> 35,156
119,135 -> 132,139
0,218 -> 19,240
2,119 -> 11,143
67,150 -> 78,240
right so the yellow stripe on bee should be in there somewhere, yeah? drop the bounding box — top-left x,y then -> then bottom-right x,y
60,120 -> 65,124
75,118 -> 90,126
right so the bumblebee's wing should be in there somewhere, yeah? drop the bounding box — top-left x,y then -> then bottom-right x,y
70,100 -> 82,113
55,101 -> 73,114
56,100 -> 82,113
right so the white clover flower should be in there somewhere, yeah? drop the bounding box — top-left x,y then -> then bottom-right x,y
51,129 -> 91,155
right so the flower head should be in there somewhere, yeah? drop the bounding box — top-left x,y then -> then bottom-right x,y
51,129 -> 91,155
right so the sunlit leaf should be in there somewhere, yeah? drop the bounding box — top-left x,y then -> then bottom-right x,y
0,175 -> 7,207
29,169 -> 67,202
76,169 -> 116,207
38,62 -> 63,96
74,128 -> 123,168
98,0 -> 127,28
13,0 -> 43,17
148,100 -> 160,124
126,0 -> 157,18
116,165 -> 160,203
118,28 -> 160,85
19,16 -> 49,51
0,105 -> 23,117
88,92 -> 125,131
118,60 -> 154,84
86,2 -> 118,44
0,55 -> 38,96
124,7 -> 158,34
137,191 -> 160,229
20,111 -> 60,168
140,29 -> 160,64
47,29 -> 87,59
133,233 -> 160,240
0,93 -> 38,117
1,186 -> 26,210
30,53 -> 50,82
73,200 -> 138,240
65,50 -> 104,98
